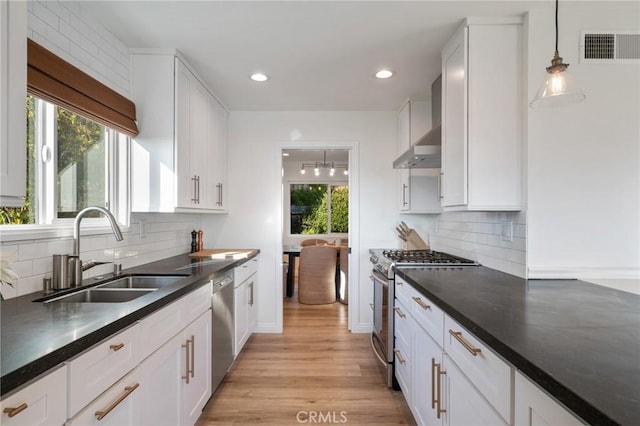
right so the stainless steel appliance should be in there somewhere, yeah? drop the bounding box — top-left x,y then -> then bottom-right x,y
211,272 -> 234,391
368,248 -> 478,388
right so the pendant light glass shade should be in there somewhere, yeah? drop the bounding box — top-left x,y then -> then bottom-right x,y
529,0 -> 586,109
530,52 -> 586,109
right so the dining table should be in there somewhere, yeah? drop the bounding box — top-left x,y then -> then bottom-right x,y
283,243 -> 346,298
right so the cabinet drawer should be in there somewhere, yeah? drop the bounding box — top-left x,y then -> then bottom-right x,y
182,282 -> 212,326
408,288 -> 444,348
139,297 -> 187,360
68,324 -> 141,417
234,257 -> 258,285
67,370 -> 140,426
394,277 -> 412,310
444,315 -> 511,422
393,299 -> 411,350
1,366 -> 67,426
394,337 -> 411,397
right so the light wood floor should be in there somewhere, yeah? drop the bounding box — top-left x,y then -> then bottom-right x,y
196,291 -> 415,425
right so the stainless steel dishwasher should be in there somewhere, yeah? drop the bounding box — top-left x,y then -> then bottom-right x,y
211,272 -> 234,392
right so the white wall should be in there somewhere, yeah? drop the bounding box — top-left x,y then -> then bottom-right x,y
0,0 -> 202,299
526,3 -> 640,280
202,111 -> 400,333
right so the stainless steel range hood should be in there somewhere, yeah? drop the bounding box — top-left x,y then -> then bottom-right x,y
393,75 -> 442,169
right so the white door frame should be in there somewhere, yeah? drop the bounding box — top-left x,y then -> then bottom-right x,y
275,141 -> 360,331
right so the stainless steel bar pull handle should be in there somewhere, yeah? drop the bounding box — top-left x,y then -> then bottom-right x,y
412,296 -> 431,310
3,403 -> 28,418
393,307 -> 406,318
94,383 -> 139,421
449,330 -> 482,356
191,175 -> 198,203
249,282 -> 254,306
216,183 -> 223,206
393,349 -> 406,364
402,184 -> 409,206
182,340 -> 190,383
431,358 -> 437,409
189,335 -> 195,378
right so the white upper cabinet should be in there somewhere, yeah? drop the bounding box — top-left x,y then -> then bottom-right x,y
397,101 -> 441,213
441,18 -> 523,211
0,0 -> 26,207
131,51 -> 227,213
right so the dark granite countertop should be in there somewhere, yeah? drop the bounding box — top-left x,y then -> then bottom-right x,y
1,251 -> 259,396
394,266 -> 640,426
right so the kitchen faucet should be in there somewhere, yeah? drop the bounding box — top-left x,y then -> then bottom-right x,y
71,206 -> 124,285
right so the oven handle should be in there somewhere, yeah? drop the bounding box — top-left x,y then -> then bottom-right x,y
370,270 -> 390,287
370,333 -> 388,366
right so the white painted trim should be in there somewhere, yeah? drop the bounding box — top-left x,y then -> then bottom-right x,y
0,223 -> 131,243
276,140 -> 360,332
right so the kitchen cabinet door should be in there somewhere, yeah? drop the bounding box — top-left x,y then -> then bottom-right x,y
0,0 -> 26,207
134,332 -> 183,426
441,18 -> 522,211
175,58 -> 209,209
182,310 -> 212,426
442,354 -> 507,426
234,278 -> 250,356
412,318 -> 444,426
397,101 -> 441,213
207,96 -> 227,211
0,366 -> 67,426
130,52 -> 227,213
514,372 -> 583,426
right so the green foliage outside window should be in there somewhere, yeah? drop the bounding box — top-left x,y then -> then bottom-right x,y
290,184 -> 348,235
0,96 -> 106,224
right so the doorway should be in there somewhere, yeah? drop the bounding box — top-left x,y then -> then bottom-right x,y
277,144 -> 359,332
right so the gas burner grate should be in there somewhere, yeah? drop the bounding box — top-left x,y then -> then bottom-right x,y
381,249 -> 476,265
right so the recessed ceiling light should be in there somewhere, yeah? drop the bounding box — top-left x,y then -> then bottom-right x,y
250,73 -> 268,82
282,152 -> 290,157
375,69 -> 394,79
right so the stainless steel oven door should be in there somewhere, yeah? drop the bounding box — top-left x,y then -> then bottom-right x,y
370,269 -> 393,387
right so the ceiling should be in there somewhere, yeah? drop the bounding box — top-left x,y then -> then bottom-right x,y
76,1 -> 558,111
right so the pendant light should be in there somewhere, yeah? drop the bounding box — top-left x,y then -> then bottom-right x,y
529,0 -> 586,109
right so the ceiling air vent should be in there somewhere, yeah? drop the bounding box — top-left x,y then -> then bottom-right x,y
581,31 -> 640,63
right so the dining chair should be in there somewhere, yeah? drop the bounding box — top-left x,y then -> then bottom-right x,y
301,238 -> 329,247
298,245 -> 337,304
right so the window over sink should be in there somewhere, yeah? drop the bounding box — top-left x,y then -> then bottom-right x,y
0,95 -> 129,227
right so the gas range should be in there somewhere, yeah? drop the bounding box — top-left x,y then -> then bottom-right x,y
369,248 -> 478,279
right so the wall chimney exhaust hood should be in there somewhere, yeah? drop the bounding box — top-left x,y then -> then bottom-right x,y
393,74 -> 442,169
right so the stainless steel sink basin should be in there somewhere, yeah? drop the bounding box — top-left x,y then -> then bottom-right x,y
97,275 -> 186,289
45,288 -> 155,303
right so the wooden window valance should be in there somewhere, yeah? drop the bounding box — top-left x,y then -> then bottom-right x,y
27,39 -> 139,137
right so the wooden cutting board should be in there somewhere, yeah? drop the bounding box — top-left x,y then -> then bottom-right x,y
189,249 -> 257,259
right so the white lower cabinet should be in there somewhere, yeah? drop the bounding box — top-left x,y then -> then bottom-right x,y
412,325 -> 442,426
0,366 -> 67,426
182,311 -> 212,426
234,257 -> 259,355
442,354 -> 507,426
67,324 -> 141,416
134,309 -> 212,426
64,283 -> 212,426
514,372 -> 583,426
396,277 -> 512,426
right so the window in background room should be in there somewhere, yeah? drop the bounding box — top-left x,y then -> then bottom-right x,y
290,183 -> 349,235
0,95 -> 129,225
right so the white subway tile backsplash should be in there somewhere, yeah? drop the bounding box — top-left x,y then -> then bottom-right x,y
432,211 -> 527,278
18,242 -> 48,260
31,1 -> 59,29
